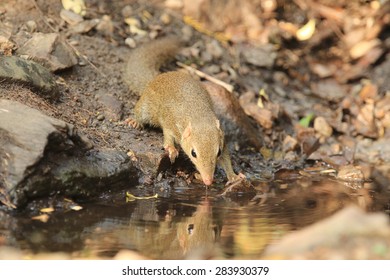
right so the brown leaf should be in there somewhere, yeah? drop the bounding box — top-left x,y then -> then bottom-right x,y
349,39 -> 381,60
314,116 -> 333,138
296,126 -> 320,157
283,135 -> 298,152
354,103 -> 378,138
359,83 -> 378,101
239,91 -> 274,129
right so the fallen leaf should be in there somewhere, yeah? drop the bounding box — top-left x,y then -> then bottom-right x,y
257,88 -> 269,109
310,63 -> 334,78
283,135 -> 298,152
40,207 -> 55,213
349,39 -> 381,59
61,0 -> 86,16
359,82 -> 378,101
31,214 -> 50,223
296,126 -> 320,157
260,146 -> 273,160
71,205 -> 83,211
165,0 -> 184,9
314,116 -> 333,137
126,192 -> 158,202
299,113 -> 314,128
296,19 -> 316,41
239,91 -> 274,129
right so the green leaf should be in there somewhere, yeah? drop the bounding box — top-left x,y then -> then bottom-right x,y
299,113 -> 314,127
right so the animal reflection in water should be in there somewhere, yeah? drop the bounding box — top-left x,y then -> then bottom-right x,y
176,200 -> 220,257
124,200 -> 221,259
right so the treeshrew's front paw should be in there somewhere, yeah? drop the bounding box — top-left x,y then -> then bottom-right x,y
164,145 -> 179,163
124,118 -> 143,129
226,172 -> 246,186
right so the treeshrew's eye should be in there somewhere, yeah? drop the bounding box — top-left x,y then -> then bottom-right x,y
191,149 -> 197,158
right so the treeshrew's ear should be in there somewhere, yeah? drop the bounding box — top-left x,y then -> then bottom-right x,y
182,122 -> 192,140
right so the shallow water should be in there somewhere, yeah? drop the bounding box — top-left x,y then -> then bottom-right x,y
1,176 -> 389,259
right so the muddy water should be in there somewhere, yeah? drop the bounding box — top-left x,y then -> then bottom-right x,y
1,177 -> 389,259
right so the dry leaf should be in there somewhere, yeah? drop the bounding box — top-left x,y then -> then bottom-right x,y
40,207 -> 55,213
283,135 -> 298,152
296,19 -> 316,41
126,192 -> 158,202
165,0 -> 184,9
359,82 -> 378,101
125,18 -> 147,36
70,205 -> 83,211
31,214 -> 50,223
257,88 -> 268,108
349,39 -> 381,59
314,116 -> 333,137
61,0 -> 86,16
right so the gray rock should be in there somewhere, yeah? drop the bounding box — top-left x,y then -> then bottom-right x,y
0,99 -> 138,208
0,99 -> 72,186
60,9 -> 84,26
240,43 -> 277,68
70,19 -> 100,34
311,78 -> 347,102
95,89 -> 124,121
16,32 -> 78,72
263,206 -> 390,259
0,56 -> 58,96
0,99 -> 78,205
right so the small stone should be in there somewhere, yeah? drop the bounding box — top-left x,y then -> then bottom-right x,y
16,32 -> 78,72
165,0 -> 183,9
206,40 -> 224,59
70,19 -> 100,34
121,5 -> 133,18
125,37 -> 136,48
25,20 -> 37,32
97,114 -> 105,121
60,9 -> 84,25
149,30 -> 159,40
240,44 -> 276,68
160,13 -> 171,25
311,79 -> 346,102
96,15 -> 114,36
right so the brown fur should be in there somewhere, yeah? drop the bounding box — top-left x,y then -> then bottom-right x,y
125,37 -> 239,185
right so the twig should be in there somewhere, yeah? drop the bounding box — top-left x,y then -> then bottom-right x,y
32,0 -> 57,32
177,62 -> 234,93
66,43 -> 107,78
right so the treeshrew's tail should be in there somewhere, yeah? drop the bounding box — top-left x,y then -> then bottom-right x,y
124,36 -> 182,94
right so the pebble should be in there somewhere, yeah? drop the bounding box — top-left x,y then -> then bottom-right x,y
25,20 -> 37,32
121,5 -> 133,18
60,9 -> 84,25
125,37 -> 136,48
160,13 -> 171,25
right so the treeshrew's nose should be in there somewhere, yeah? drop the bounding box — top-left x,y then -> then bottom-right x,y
203,177 -> 213,186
